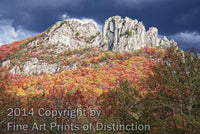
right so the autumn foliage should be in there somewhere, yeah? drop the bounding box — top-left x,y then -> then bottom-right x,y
0,45 -> 199,133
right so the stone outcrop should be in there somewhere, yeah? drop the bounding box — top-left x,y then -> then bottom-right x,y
101,16 -> 177,51
21,58 -> 59,75
5,58 -> 59,75
29,16 -> 177,52
3,16 -> 178,75
29,19 -> 101,51
102,16 -> 145,51
2,57 -> 79,75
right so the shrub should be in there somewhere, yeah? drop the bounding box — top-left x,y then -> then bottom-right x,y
76,31 -> 81,36
111,17 -> 115,22
126,29 -> 132,36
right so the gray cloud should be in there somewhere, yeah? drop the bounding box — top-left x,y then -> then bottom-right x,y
175,8 -> 200,24
59,13 -> 103,31
16,0 -> 83,9
170,32 -> 200,50
115,0 -> 167,7
0,19 -> 37,45
173,32 -> 200,44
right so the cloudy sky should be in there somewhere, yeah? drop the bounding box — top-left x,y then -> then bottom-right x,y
0,0 -> 200,51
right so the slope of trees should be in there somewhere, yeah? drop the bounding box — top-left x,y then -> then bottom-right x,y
0,47 -> 199,133
142,48 -> 200,133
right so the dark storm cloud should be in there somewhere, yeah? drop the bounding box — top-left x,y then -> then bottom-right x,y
0,0 -> 84,31
1,0 -> 200,33
0,0 -> 200,49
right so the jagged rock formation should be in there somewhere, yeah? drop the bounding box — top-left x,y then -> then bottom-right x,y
101,16 -> 177,51
29,19 -> 101,50
29,16 -> 177,52
2,16 -> 178,75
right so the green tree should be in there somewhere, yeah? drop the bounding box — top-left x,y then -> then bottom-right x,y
99,80 -> 149,133
143,48 -> 200,133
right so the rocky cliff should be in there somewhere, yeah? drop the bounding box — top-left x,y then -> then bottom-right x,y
1,16 -> 178,75
29,19 -> 101,52
101,16 -> 177,51
29,16 -> 177,52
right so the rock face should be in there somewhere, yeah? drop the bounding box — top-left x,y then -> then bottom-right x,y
4,16 -> 178,75
101,16 -> 177,51
29,19 -> 101,50
21,58 -> 59,75
102,16 -> 145,51
5,58 -> 60,75
29,16 -> 177,52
